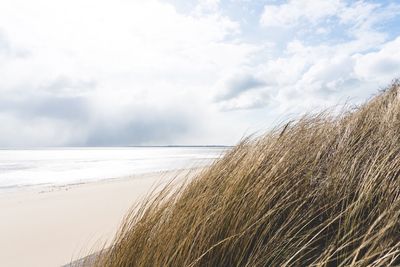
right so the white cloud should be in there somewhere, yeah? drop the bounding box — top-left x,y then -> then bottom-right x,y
221,33 -> 400,115
260,0 -> 342,28
354,37 -> 400,83
243,0 -> 400,115
338,1 -> 379,25
0,0 -> 258,146
196,0 -> 220,13
260,0 -> 399,40
217,89 -> 271,111
214,72 -> 265,100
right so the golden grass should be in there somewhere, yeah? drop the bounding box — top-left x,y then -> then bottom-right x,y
93,81 -> 400,266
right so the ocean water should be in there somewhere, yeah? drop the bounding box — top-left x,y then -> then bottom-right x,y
0,147 -> 228,191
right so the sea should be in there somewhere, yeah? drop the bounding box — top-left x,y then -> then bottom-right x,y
0,147 -> 228,191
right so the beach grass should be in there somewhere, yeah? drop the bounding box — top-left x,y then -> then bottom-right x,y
91,81 -> 400,266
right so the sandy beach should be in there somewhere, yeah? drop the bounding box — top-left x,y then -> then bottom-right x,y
0,170 -> 191,267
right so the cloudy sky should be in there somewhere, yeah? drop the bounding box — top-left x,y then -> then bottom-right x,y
0,0 -> 399,147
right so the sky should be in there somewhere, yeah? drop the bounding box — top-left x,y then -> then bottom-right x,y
0,0 -> 399,147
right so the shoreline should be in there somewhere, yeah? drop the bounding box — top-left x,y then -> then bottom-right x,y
0,167 -> 200,195
0,169 -> 197,267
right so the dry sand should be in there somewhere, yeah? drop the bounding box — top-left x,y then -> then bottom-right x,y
0,170 -> 192,267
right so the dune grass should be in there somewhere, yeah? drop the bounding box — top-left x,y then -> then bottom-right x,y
92,81 -> 400,266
